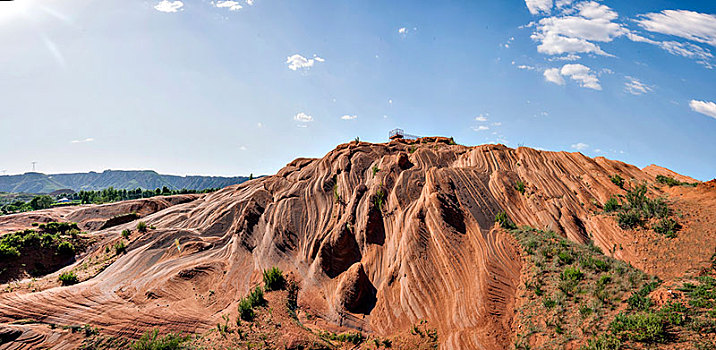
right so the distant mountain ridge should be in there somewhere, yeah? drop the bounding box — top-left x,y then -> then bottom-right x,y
0,170 -> 249,193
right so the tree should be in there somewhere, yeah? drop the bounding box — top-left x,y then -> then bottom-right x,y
29,195 -> 53,210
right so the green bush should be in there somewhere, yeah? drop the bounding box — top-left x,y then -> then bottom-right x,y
59,271 -> 79,285
610,175 -> 625,189
617,209 -> 642,229
652,218 -> 681,238
557,251 -> 574,265
495,211 -> 517,230
238,298 -> 255,321
627,281 -> 659,311
603,196 -> 621,213
262,267 -> 286,291
0,243 -> 20,259
247,286 -> 265,307
515,180 -> 526,194
56,241 -> 75,256
562,267 -> 584,282
609,312 -> 665,343
114,241 -> 127,254
655,175 -> 681,187
121,229 -> 131,239
137,221 -> 148,233
131,328 -> 190,350
584,334 -> 622,350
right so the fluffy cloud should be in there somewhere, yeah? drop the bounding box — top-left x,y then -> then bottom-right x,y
286,54 -> 324,71
571,142 -> 589,150
246,0 -> 255,5
398,27 -> 407,34
529,1 -> 627,56
475,114 -> 489,122
624,77 -> 653,95
561,64 -> 601,89
213,1 -> 242,11
637,10 -> 716,47
154,0 -> 183,13
71,138 -> 94,144
294,112 -> 313,122
525,0 -> 553,15
340,115 -> 357,120
689,100 -> 716,119
543,67 -> 565,85
472,126 -> 490,131
544,64 -> 600,90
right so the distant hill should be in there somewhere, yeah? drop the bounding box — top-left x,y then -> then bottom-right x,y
0,170 -> 250,193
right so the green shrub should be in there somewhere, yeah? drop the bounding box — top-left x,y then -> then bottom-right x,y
627,281 -> 659,311
238,298 -> 255,321
247,286 -> 265,307
262,267 -> 286,291
609,312 -> 665,343
495,211 -> 517,230
557,251 -> 574,265
373,188 -> 386,211
0,243 -> 20,259
562,267 -> 584,282
655,175 -> 681,187
610,175 -> 625,189
114,241 -> 127,255
372,165 -> 380,176
121,229 -> 131,239
59,271 -> 79,285
515,180 -> 526,194
56,241 -> 75,256
584,334 -> 621,350
543,297 -> 556,309
131,328 -> 190,350
137,221 -> 148,233
603,196 -> 621,213
652,218 -> 681,238
617,209 -> 642,229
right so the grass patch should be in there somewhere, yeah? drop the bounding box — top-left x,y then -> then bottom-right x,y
131,328 -> 190,350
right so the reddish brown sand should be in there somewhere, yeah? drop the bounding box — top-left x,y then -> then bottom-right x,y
0,138 -> 712,349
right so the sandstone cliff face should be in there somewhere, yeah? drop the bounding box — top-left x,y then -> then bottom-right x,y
0,138 -> 705,349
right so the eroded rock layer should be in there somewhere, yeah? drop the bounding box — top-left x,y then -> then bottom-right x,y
0,138 -> 708,350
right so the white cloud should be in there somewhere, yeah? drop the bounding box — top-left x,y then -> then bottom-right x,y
340,114 -> 357,120
239,146 -> 248,151
472,126 -> 490,131
246,0 -> 255,5
689,100 -> 716,119
528,2 -> 627,57
154,0 -> 183,13
286,54 -> 324,71
492,122 -> 503,126
549,53 -> 581,61
624,77 -> 653,95
543,67 -> 565,85
518,65 -> 535,70
525,0 -> 553,15
560,63 -> 601,90
294,112 -> 313,123
475,114 -> 488,122
257,122 -> 263,128
213,1 -> 242,11
571,142 -> 589,150
637,10 -> 716,47
71,138 -> 94,144
398,27 -> 407,34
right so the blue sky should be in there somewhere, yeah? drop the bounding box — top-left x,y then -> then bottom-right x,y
0,0 -> 715,180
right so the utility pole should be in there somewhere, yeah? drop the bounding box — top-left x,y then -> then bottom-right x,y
31,162 -> 37,172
